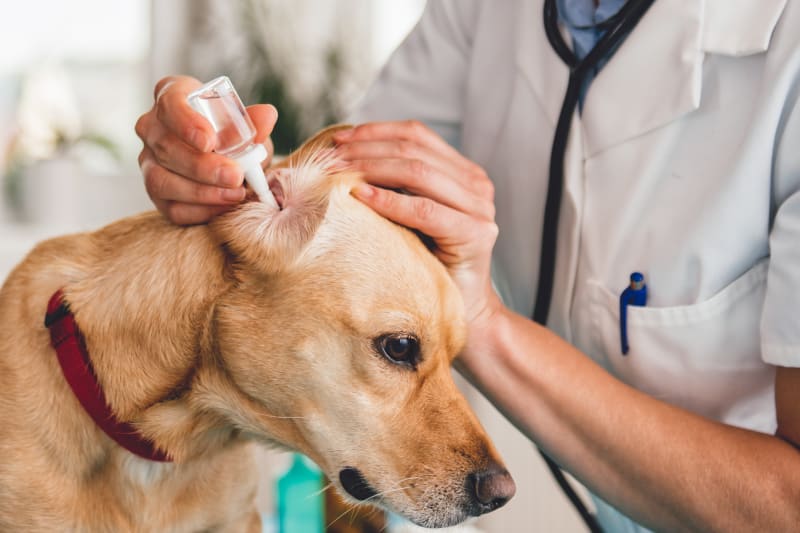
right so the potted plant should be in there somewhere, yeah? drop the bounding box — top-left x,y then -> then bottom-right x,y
2,65 -> 119,224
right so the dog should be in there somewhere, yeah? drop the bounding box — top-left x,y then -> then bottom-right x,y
0,125 -> 515,531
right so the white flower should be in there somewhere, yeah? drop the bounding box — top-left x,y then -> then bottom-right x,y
14,62 -> 82,163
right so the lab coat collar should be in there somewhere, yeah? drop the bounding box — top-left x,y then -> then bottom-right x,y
702,0 -> 788,57
581,0 -> 703,156
516,0 -> 788,157
515,0 -> 570,129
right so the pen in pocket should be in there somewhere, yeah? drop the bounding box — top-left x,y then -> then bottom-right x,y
619,272 -> 647,355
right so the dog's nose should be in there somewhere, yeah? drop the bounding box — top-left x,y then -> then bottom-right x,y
466,464 -> 516,515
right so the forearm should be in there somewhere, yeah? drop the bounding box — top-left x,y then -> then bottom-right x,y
459,307 -> 800,532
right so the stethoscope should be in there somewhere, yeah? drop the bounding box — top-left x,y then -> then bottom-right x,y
534,1 -> 656,531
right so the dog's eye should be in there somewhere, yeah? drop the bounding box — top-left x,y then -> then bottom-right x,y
375,334 -> 420,368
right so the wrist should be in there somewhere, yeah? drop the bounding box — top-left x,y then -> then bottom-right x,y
457,291 -> 511,374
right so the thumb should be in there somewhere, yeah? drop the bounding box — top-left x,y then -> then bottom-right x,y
249,104 -> 279,145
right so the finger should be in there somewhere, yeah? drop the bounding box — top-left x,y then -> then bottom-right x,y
335,139 -> 451,173
154,75 -> 186,100
249,104 -> 279,144
155,76 -> 214,152
160,202 -> 236,226
333,121 -> 490,193
353,183 -> 499,273
333,120 -> 469,169
353,183 -> 489,250
140,124 -> 244,188
335,139 -> 486,196
249,104 -> 278,169
350,158 -> 494,222
142,154 -> 246,206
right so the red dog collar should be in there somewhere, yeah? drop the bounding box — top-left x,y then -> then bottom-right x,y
45,289 -> 171,462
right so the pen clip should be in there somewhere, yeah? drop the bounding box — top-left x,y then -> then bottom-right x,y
619,272 -> 647,355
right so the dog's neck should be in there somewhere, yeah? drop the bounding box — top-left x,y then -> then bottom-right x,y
61,212 -> 272,462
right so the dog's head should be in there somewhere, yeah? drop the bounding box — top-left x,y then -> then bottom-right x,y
208,126 -> 514,527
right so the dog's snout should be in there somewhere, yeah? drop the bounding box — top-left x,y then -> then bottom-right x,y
466,464 -> 516,515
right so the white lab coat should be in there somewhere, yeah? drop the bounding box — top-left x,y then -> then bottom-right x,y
351,1 -> 800,531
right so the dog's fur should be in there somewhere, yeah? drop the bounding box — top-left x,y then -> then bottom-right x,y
0,126 -> 511,531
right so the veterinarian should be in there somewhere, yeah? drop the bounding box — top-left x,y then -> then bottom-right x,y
135,0 -> 800,531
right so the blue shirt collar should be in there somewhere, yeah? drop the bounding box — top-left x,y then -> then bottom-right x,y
556,0 -> 628,60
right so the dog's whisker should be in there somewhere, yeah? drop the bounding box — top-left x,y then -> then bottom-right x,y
327,503 -> 362,529
310,481 -> 336,498
356,481 -> 421,509
326,482 -> 417,530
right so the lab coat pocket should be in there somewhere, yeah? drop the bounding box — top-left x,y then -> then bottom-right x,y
588,260 -> 775,432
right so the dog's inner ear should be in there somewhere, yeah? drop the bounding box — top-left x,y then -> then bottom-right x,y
267,174 -> 287,210
210,147 -> 351,273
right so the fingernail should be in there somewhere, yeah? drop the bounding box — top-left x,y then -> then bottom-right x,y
216,166 -> 242,187
190,128 -> 211,152
354,183 -> 374,199
333,128 -> 354,142
222,187 -> 246,202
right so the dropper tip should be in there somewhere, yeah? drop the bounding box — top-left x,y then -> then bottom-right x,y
256,188 -> 280,210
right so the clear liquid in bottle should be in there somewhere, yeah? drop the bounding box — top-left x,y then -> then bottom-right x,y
187,76 -> 278,208
188,77 -> 256,157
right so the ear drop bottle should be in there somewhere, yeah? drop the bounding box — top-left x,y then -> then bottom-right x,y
187,76 -> 278,209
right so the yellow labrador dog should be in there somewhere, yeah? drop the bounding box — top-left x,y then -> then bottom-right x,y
0,126 -> 514,531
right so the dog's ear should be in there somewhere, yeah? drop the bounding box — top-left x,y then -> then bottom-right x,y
210,124 -> 357,273
277,124 -> 352,168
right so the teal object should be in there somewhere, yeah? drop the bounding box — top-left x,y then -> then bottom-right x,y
277,454 -> 324,533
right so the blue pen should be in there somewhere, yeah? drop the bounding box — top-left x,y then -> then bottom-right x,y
619,272 -> 647,355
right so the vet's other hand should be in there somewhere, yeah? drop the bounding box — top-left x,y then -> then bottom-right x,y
135,75 -> 278,225
334,121 -> 501,327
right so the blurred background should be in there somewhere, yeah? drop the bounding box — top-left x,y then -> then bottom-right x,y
0,1 -> 587,531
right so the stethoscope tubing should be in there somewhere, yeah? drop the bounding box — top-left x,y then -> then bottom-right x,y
534,0 -> 657,325
533,2 -> 657,532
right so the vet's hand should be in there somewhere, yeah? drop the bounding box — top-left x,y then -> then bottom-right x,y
135,75 -> 278,225
334,121 -> 502,331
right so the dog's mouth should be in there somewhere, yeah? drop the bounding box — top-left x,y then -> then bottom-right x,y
339,467 -> 379,502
